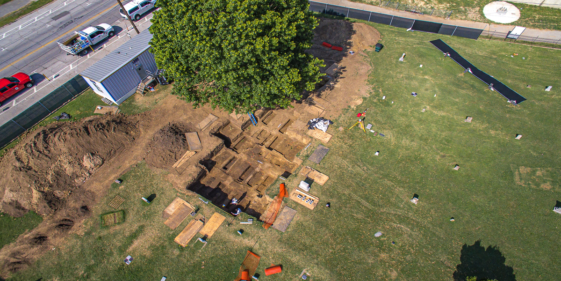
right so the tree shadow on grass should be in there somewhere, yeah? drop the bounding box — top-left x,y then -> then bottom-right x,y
453,240 -> 516,281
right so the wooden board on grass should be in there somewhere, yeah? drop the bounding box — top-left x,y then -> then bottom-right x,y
175,220 -> 204,247
163,198 -> 194,219
290,188 -> 319,210
199,212 -> 226,238
299,166 -> 329,185
185,132 -> 202,151
198,114 -> 218,130
164,204 -> 193,230
306,129 -> 332,143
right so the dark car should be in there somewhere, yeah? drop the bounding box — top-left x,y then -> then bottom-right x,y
0,72 -> 33,106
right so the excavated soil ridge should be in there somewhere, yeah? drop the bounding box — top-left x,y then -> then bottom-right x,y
145,122 -> 193,168
0,115 -> 139,217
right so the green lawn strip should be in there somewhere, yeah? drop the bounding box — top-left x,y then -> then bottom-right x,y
349,0 -> 561,31
118,84 -> 173,115
0,211 -> 42,248
7,21 -> 561,280
0,0 -> 55,29
0,0 -> 14,6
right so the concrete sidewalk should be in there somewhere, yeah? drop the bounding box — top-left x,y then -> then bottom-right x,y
311,0 -> 561,42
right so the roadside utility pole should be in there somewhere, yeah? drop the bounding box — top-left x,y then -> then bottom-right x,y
116,0 -> 140,34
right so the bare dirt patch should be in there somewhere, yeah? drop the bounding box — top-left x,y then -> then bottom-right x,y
145,122 -> 193,169
0,115 -> 139,217
513,166 -> 556,191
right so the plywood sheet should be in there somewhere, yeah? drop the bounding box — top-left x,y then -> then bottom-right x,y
234,251 -> 261,281
299,166 -> 329,185
306,129 -> 332,143
164,204 -> 193,229
172,150 -> 197,168
175,220 -> 204,247
163,198 -> 194,219
309,145 -> 330,164
272,206 -> 297,232
199,212 -> 226,238
185,132 -> 202,151
198,114 -> 218,130
290,188 -> 319,210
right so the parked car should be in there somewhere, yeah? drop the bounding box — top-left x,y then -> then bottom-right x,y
0,73 -> 33,106
120,0 -> 156,21
57,24 -> 115,55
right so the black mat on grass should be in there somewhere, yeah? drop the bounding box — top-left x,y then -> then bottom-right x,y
309,145 -> 330,164
430,39 -> 526,104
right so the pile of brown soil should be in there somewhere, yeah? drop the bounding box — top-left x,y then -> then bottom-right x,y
306,18 -> 380,72
0,115 -> 139,217
306,18 -> 354,71
145,123 -> 192,168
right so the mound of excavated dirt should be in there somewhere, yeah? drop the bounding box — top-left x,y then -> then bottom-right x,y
0,115 -> 139,217
306,19 -> 380,72
145,123 -> 192,168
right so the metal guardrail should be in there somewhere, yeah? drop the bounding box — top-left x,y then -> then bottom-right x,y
308,1 -> 484,40
0,75 -> 89,149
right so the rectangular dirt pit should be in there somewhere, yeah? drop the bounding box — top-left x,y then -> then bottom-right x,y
232,137 -> 254,152
222,157 -> 238,171
279,119 -> 294,134
269,136 -> 305,161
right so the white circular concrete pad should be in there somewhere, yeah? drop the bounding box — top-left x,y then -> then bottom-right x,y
483,1 -> 520,24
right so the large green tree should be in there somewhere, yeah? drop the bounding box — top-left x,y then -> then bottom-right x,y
150,0 -> 322,112
150,0 -> 324,112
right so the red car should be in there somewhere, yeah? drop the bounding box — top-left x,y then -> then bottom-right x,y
0,72 -> 33,106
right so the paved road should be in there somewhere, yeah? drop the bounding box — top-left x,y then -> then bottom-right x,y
0,0 -> 155,125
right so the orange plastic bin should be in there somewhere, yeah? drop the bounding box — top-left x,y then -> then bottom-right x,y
264,265 -> 282,276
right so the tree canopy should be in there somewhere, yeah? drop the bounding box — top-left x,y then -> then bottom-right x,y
150,0 -> 324,112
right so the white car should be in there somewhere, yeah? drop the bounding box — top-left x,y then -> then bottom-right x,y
120,0 -> 156,21
82,24 -> 115,45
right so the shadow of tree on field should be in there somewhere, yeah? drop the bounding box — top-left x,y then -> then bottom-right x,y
453,240 -> 516,281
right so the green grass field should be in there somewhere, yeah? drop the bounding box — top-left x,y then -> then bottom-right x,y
0,211 -> 42,249
7,20 -> 561,280
351,0 -> 561,30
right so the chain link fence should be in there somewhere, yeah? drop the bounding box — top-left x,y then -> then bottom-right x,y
0,75 -> 89,148
378,0 -> 453,18
481,30 -> 561,45
309,1 -> 483,40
